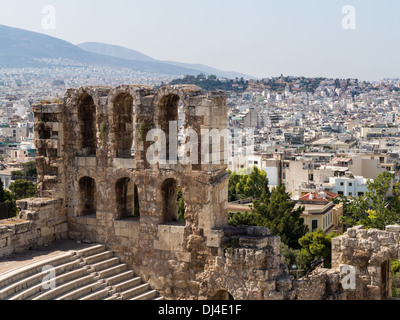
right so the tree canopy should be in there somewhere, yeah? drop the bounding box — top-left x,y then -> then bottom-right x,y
228,167 -> 307,249
341,172 -> 400,230
296,229 -> 336,270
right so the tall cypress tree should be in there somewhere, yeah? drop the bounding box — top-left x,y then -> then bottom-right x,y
253,184 -> 308,249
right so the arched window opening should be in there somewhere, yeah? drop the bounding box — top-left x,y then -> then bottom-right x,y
116,178 -> 139,219
78,95 -> 97,156
161,178 -> 178,223
161,179 -> 186,224
113,93 -> 135,158
79,177 -> 97,216
210,290 -> 234,301
159,94 -> 179,163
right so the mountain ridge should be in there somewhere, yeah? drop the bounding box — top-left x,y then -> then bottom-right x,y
0,24 -> 252,79
77,41 -> 252,79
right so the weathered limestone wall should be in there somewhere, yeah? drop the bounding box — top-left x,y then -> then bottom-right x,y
331,225 -> 400,300
0,198 -> 67,258
292,224 -> 400,300
3,83 -> 399,300
26,84 -> 296,300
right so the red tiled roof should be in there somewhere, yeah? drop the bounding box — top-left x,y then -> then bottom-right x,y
299,190 -> 339,202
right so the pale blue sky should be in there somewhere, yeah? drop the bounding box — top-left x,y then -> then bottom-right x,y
0,0 -> 399,80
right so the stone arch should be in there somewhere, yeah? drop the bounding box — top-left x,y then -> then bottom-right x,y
115,177 -> 140,219
156,94 -> 180,163
153,85 -> 205,164
210,290 -> 234,301
78,176 -> 97,216
161,178 -> 179,223
111,91 -> 135,158
77,93 -> 97,156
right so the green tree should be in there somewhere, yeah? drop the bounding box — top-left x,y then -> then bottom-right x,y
253,184 -> 308,249
392,260 -> 400,298
227,169 -> 307,249
280,242 -> 299,269
9,180 -> 37,200
228,166 -> 269,201
228,211 -> 258,226
22,161 -> 37,178
341,172 -> 400,230
227,170 -> 242,202
177,187 -> 185,221
297,229 -> 336,270
0,178 -> 5,203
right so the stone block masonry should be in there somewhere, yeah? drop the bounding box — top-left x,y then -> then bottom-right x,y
0,198 -> 68,258
1,84 -> 399,300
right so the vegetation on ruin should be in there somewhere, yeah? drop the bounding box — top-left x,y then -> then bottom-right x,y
100,122 -> 107,146
177,187 -> 185,221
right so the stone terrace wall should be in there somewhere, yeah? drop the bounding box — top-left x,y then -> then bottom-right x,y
0,198 -> 67,258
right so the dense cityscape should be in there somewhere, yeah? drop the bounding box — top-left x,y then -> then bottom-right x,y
1,0 -> 400,305
2,67 -> 400,244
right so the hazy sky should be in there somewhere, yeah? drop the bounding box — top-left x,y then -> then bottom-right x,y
0,0 -> 399,80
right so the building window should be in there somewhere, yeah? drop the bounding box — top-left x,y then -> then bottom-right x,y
312,220 -> 318,232
340,182 -> 344,187
349,183 -> 353,187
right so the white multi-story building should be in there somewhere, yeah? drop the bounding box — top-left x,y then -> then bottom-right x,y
323,175 -> 369,197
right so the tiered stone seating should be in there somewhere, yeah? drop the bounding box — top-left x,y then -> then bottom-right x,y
0,244 -> 162,300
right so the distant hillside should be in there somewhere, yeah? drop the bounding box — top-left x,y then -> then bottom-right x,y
77,42 -> 156,63
0,25 -> 207,76
77,42 -> 253,79
169,74 -> 249,93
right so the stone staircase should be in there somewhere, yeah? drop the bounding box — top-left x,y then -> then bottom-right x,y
0,244 -> 162,301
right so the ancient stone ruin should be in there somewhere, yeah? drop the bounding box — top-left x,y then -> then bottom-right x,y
0,84 -> 399,300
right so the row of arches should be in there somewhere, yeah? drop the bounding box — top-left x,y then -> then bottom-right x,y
76,91 -> 187,161
78,176 -> 185,223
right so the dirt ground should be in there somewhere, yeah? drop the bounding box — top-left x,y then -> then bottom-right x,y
0,240 -> 94,276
